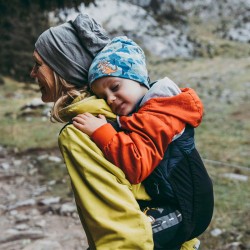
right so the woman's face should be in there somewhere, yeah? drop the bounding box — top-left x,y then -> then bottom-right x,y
30,51 -> 56,102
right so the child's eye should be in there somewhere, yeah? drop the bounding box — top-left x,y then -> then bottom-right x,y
112,84 -> 119,91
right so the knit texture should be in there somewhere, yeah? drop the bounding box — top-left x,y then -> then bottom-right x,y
88,36 -> 150,88
35,13 -> 110,87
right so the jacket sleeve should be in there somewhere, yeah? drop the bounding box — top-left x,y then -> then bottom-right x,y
91,88 -> 204,184
57,125 -> 154,249
91,108 -> 186,184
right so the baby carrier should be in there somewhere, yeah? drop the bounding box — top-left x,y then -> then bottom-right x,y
142,125 -> 214,249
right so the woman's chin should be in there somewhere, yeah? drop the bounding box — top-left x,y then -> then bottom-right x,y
41,91 -> 54,103
41,95 -> 51,103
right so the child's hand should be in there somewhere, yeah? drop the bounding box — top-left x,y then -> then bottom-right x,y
72,113 -> 107,136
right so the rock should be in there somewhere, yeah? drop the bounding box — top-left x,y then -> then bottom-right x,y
0,229 -> 45,244
22,239 -> 63,250
65,0 -> 195,59
37,154 -> 49,161
21,98 -> 45,110
29,167 -> 38,175
15,223 -> 30,231
1,162 -> 10,170
14,213 -> 30,223
48,156 -> 62,163
41,116 -> 48,121
225,10 -> 250,43
7,193 -> 17,201
142,32 -> 194,59
60,203 -> 77,216
221,173 -> 248,182
0,147 -> 88,249
5,228 -> 20,234
72,212 -> 79,219
8,199 -> 36,210
9,210 -> 18,216
30,208 -> 40,216
32,186 -> 47,196
13,159 -> 22,167
47,180 -> 56,186
222,242 -> 244,250
0,238 -> 31,249
35,219 -> 46,228
25,116 -> 33,122
227,26 -> 250,43
15,176 -> 25,185
211,228 -> 223,237
0,204 -> 7,214
27,162 -> 35,169
19,98 -> 52,118
39,197 -> 61,206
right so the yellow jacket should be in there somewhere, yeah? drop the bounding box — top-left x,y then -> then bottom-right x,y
58,94 -> 153,250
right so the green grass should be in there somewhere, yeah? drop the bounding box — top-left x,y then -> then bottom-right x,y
1,58 -> 249,248
148,57 -> 250,169
147,56 -> 250,249
0,117 -> 61,149
0,77 -> 62,151
199,164 -> 250,249
1,36 -> 250,249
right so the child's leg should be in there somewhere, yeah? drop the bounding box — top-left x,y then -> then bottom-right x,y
59,125 -> 153,250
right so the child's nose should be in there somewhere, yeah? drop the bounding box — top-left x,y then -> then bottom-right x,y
107,95 -> 116,105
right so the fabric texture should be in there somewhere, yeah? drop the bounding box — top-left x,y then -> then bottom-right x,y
58,92 -> 204,250
59,95 -> 116,122
88,36 -> 150,88
58,96 -> 153,249
91,80 -> 203,184
35,13 -> 110,87
58,125 -> 153,250
143,127 -> 214,246
88,76 -> 213,246
140,77 -> 181,107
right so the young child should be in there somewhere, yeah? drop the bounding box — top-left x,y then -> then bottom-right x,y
73,36 -> 213,250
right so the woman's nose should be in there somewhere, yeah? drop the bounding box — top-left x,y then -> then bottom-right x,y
30,65 -> 36,78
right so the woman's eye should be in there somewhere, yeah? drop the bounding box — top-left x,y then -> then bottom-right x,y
34,62 -> 41,70
35,62 -> 41,67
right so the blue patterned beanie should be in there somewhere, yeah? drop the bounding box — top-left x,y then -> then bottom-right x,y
88,36 -> 150,88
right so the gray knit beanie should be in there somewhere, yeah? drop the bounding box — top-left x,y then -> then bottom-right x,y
35,13 -> 110,87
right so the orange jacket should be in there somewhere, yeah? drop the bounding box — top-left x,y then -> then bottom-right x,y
91,88 -> 203,184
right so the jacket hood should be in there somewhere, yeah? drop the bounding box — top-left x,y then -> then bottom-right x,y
139,87 -> 204,128
59,94 -> 116,122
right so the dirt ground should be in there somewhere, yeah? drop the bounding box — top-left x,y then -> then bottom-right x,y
0,146 -> 88,250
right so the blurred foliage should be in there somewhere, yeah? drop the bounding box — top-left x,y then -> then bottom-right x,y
0,0 -> 192,82
0,0 -> 95,82
126,0 -> 189,24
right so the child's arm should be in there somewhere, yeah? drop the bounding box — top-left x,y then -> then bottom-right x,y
73,88 -> 203,184
92,88 -> 203,184
72,109 -> 177,184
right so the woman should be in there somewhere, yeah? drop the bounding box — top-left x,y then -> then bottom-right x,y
31,13 -> 204,250
31,13 -> 153,250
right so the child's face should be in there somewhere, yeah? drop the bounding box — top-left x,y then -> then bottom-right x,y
91,77 -> 148,116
